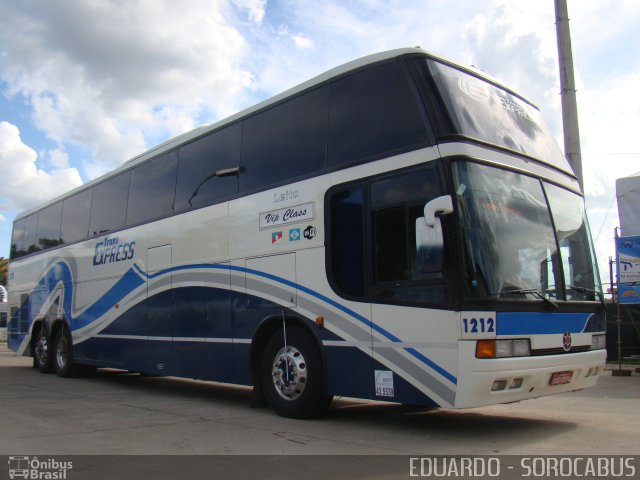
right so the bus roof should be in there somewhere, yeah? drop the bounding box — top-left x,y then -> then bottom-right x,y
14,47 -> 536,221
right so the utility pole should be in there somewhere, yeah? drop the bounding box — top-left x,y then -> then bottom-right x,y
555,0 -> 584,191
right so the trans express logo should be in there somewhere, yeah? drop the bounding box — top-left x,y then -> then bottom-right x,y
93,236 -> 135,266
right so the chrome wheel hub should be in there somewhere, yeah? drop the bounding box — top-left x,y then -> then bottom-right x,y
56,334 -> 69,368
35,334 -> 48,365
271,346 -> 307,401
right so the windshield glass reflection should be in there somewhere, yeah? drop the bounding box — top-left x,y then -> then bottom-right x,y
453,162 -> 600,304
544,182 -> 602,301
428,59 -> 571,174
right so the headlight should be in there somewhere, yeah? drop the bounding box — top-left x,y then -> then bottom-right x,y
476,339 -> 531,358
591,334 -> 606,350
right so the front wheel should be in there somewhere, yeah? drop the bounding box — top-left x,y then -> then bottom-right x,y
261,325 -> 331,418
53,327 -> 76,378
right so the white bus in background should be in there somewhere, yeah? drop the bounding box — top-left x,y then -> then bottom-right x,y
7,48 -> 606,418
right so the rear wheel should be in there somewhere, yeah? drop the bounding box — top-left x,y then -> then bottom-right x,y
261,325 -> 331,418
33,326 -> 54,373
53,327 -> 76,378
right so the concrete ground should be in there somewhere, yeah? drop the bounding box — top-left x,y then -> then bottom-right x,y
1,343 -> 639,456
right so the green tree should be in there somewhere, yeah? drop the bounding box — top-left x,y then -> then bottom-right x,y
0,257 -> 7,287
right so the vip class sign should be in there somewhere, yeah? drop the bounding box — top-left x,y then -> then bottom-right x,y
259,202 -> 313,229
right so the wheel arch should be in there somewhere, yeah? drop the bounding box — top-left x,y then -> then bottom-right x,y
31,317 -> 69,346
249,313 -> 326,386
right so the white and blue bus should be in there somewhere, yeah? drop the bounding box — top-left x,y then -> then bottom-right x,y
7,48 -> 606,418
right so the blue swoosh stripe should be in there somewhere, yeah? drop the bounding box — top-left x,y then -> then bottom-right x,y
135,262 -> 457,384
23,260 -> 457,385
496,312 -> 590,335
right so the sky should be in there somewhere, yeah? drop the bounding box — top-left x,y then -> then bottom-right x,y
0,0 -> 639,291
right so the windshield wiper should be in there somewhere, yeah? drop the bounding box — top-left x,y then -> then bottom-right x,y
491,288 -> 560,310
566,285 -> 605,305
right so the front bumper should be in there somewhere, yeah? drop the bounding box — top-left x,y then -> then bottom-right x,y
454,341 -> 606,408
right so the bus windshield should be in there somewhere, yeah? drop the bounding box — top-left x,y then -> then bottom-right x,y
427,59 -> 571,174
453,161 -> 601,303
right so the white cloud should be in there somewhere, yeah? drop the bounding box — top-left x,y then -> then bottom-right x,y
46,148 -> 69,169
581,71 -> 640,198
231,0 -> 267,23
0,214 -> 5,223
0,122 -> 83,211
0,0 -> 253,178
462,5 -> 561,135
0,0 -> 638,286
292,35 -> 313,50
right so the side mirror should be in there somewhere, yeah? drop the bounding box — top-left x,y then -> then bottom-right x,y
424,195 -> 454,227
416,195 -> 454,273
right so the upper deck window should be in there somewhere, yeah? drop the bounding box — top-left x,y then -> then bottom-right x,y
240,87 -> 328,193
61,189 -> 92,245
175,123 -> 241,211
36,202 -> 63,250
328,61 -> 429,168
427,59 -> 570,172
126,151 -> 178,226
89,172 -> 130,236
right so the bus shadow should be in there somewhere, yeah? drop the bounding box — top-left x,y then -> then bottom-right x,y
324,398 -> 577,445
13,364 -> 577,447
94,368 -> 575,441
92,368 -> 254,406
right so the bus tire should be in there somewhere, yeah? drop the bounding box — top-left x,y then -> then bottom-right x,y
53,327 -> 76,378
261,325 -> 329,419
33,326 -> 54,374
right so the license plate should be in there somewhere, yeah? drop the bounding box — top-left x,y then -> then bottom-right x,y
549,370 -> 573,386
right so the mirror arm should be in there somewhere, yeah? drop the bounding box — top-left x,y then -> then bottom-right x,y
424,195 -> 454,227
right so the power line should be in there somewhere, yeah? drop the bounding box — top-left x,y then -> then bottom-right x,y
594,194 -> 616,243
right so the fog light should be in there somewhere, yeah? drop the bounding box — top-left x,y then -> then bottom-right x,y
492,380 -> 507,391
509,378 -> 523,389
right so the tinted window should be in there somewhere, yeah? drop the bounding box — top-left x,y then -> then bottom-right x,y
328,61 -> 428,167
427,60 -> 569,172
61,189 -> 92,244
328,186 -> 365,298
127,151 -> 178,226
327,164 -> 447,306
36,202 -> 62,250
370,167 -> 445,303
24,213 -> 39,254
240,87 -> 328,192
175,124 -> 241,211
89,172 -> 130,236
10,218 -> 26,259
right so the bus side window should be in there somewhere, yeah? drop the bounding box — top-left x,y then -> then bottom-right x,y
36,202 -> 63,250
23,213 -> 39,254
175,123 -> 241,212
89,172 -> 130,236
10,218 -> 26,259
60,188 -> 93,245
240,86 -> 328,193
328,186 -> 366,299
328,61 -> 428,168
370,167 -> 447,305
126,151 -> 178,226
